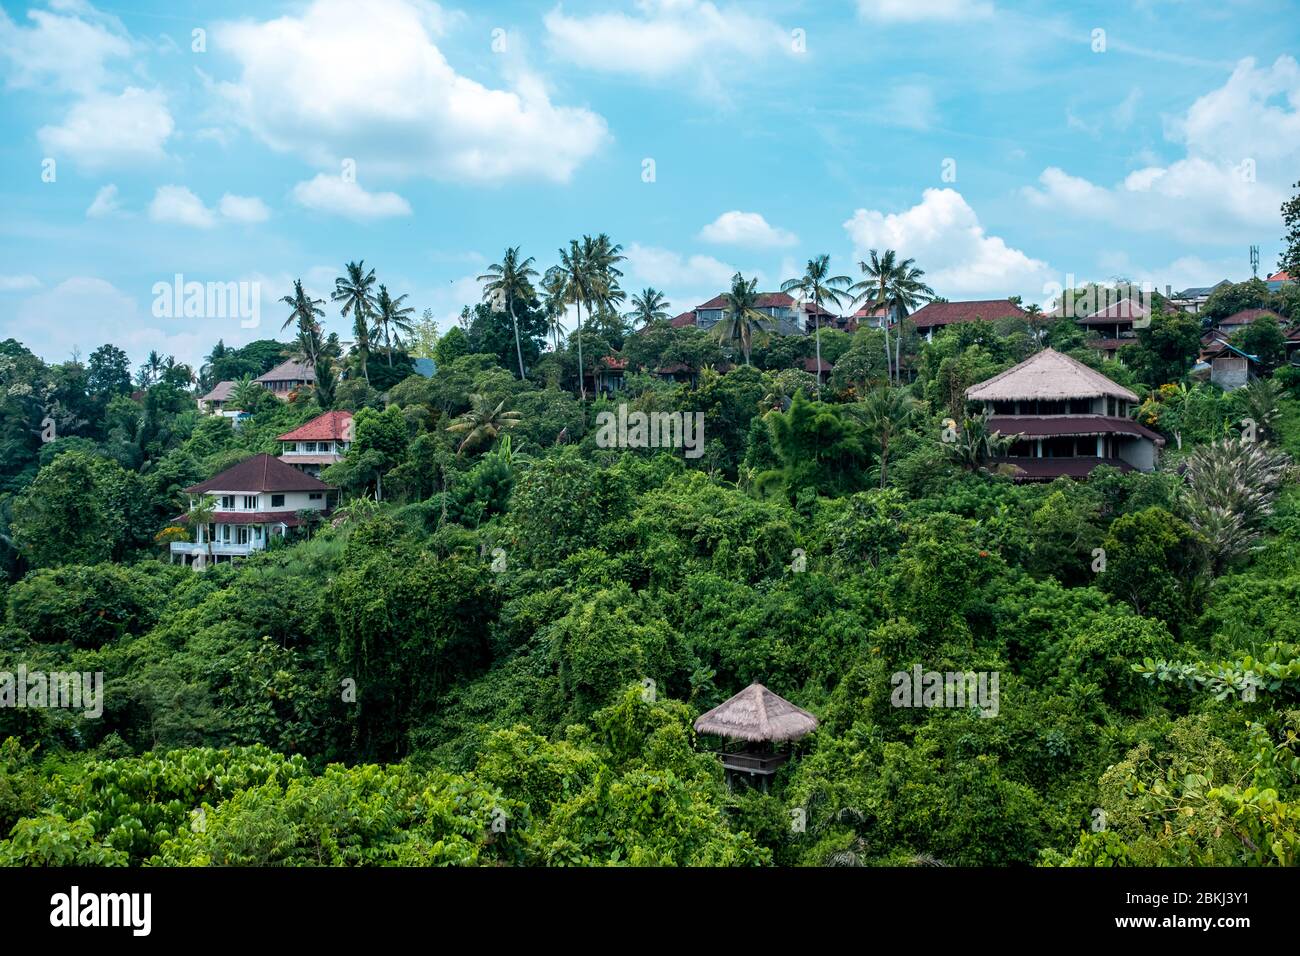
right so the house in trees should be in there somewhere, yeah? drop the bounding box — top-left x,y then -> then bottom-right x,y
198,380 -> 242,418
685,291 -> 822,337
170,453 -> 334,567
908,299 -> 1027,342
277,410 -> 353,477
966,348 -> 1164,480
255,358 -> 315,399
1216,307 -> 1282,334
1077,299 -> 1150,359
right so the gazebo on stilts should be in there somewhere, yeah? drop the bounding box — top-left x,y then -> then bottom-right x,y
693,683 -> 818,791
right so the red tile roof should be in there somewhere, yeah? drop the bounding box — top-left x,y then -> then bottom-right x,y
277,410 -> 353,442
909,299 -> 1027,329
185,453 -> 335,494
1220,308 -> 1281,326
669,310 -> 697,328
1267,270 -> 1293,282
599,355 -> 628,370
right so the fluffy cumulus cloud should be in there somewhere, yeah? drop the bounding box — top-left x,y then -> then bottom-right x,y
218,193 -> 271,223
843,188 -> 1052,300
291,174 -> 411,221
543,0 -> 791,81
214,0 -> 608,184
37,86 -> 173,170
5,277 -> 210,366
623,242 -> 759,316
0,1 -> 132,95
856,0 -> 994,22
148,186 -> 217,228
699,211 -> 797,248
1024,57 -> 1300,245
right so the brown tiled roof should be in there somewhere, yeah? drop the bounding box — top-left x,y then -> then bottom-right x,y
988,415 -> 1164,444
669,310 -> 697,328
277,410 -> 353,442
255,358 -> 315,384
1220,308 -> 1280,326
803,356 -> 834,372
185,453 -> 335,494
909,299 -> 1027,329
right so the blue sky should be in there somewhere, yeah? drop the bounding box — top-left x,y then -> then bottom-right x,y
1,0 -> 1298,367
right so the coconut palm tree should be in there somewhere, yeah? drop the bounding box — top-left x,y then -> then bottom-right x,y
229,374 -> 263,413
374,285 -> 416,366
782,255 -> 851,396
280,280 -> 326,368
584,233 -> 627,314
627,288 -> 670,328
540,266 -> 568,353
557,240 -> 592,399
852,385 -> 917,488
478,246 -> 538,379
849,250 -> 935,384
447,394 -> 523,455
711,272 -> 770,365
332,261 -> 377,384
184,493 -> 218,569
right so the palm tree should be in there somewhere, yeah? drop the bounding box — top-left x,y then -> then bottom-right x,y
540,266 -> 568,353
584,233 -> 626,314
1234,377 -> 1282,442
782,255 -> 851,396
711,272 -> 770,365
853,385 -> 916,488
628,288 -> 670,328
332,261 -> 377,384
447,394 -> 522,455
849,250 -> 935,384
557,240 -> 592,399
478,246 -> 538,379
374,285 -> 416,366
942,412 -> 1019,473
280,280 -> 326,368
229,374 -> 263,413
184,493 -> 217,569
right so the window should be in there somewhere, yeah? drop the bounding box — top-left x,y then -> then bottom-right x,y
243,495 -> 258,510
304,442 -> 317,453
271,494 -> 285,508
220,495 -> 235,509
308,493 -> 322,501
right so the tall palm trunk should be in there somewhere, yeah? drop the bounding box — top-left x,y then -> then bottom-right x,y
575,300 -> 586,400
509,298 -> 526,378
813,293 -> 822,397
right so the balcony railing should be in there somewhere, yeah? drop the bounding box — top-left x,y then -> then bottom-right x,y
169,541 -> 263,556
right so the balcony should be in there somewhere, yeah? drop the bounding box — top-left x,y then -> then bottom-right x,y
169,540 -> 262,557
712,749 -> 791,776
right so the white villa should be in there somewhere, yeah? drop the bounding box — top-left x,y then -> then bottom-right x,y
277,410 -> 353,477
171,453 -> 335,567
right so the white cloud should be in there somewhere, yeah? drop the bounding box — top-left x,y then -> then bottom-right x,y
699,211 -> 797,248
86,184 -> 120,218
843,188 -> 1052,300
291,174 -> 411,221
1024,57 -> 1300,245
5,277 -> 210,366
622,242 -> 759,317
543,0 -> 789,82
214,0 -> 607,184
0,275 -> 41,292
148,185 -> 217,229
0,1 -> 132,95
37,86 -> 173,170
856,0 -> 994,23
218,193 -> 271,223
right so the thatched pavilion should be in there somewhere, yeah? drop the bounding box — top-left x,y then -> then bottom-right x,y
694,683 -> 818,788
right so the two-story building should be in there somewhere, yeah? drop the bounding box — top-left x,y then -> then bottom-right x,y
686,292 -> 816,337
170,453 -> 334,567
277,410 -> 353,476
966,348 -> 1164,480
255,358 -> 315,400
1077,299 -> 1150,360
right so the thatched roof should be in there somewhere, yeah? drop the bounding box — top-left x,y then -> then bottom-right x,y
966,348 -> 1137,403
694,683 -> 818,743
